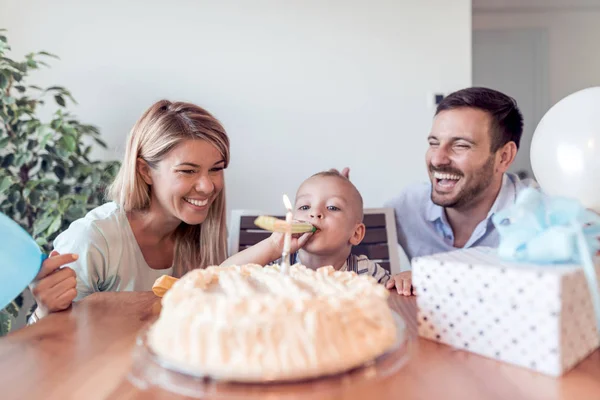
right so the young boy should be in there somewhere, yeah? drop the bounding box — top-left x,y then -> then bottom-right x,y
222,170 -> 390,284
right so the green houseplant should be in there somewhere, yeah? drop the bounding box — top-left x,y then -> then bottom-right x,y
0,30 -> 120,335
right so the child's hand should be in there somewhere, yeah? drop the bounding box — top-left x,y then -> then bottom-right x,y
267,231 -> 313,258
386,271 -> 413,296
29,251 -> 79,319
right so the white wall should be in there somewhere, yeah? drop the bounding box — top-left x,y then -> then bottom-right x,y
473,7 -> 600,106
1,0 -> 472,216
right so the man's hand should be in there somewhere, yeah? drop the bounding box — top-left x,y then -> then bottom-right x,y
329,167 -> 350,179
386,271 -> 413,296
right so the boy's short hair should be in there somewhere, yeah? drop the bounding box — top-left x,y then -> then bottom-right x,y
307,169 -> 364,222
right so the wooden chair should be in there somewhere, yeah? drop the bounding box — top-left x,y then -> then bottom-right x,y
227,208 -> 401,274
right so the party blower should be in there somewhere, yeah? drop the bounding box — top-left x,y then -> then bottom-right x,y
0,213 -> 46,310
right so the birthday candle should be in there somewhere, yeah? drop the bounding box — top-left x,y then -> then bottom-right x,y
280,194 -> 293,275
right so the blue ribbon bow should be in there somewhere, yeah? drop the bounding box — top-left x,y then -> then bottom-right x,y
492,188 -> 600,332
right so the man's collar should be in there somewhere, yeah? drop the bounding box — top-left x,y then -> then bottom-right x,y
486,173 -> 515,219
425,188 -> 444,222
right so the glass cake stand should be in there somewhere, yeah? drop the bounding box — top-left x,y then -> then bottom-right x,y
127,312 -> 411,399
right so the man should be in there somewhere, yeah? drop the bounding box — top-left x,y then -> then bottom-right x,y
383,87 -> 537,294
340,88 -> 599,294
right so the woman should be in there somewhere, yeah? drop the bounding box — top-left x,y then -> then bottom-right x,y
29,100 -> 230,320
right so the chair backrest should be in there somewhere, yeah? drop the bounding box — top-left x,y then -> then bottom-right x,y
228,208 -> 400,274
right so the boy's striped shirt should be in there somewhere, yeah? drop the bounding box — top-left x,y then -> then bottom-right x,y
288,252 -> 391,285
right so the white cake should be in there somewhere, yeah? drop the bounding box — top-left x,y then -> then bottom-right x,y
148,264 -> 400,382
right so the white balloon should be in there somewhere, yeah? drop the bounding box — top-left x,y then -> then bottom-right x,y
530,87 -> 600,213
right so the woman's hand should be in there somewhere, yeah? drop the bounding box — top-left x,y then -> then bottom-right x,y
29,251 -> 78,319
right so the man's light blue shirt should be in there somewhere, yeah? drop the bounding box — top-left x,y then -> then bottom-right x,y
385,173 -> 538,262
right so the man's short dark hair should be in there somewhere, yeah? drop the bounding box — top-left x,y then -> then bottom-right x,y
435,87 -> 524,151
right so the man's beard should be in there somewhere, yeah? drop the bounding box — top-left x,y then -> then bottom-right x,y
430,155 -> 495,209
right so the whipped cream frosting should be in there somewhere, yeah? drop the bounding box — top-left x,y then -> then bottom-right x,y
148,264 -> 400,382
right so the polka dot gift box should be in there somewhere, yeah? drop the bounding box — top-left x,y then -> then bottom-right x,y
412,247 -> 600,376
412,189 -> 600,377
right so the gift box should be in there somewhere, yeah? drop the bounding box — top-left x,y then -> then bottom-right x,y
412,247 -> 600,376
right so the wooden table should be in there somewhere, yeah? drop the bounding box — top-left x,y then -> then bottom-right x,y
1,292 -> 599,400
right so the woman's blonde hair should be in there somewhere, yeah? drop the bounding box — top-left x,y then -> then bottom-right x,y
108,100 -> 230,277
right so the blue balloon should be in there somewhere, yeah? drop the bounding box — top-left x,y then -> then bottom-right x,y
0,212 -> 44,310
